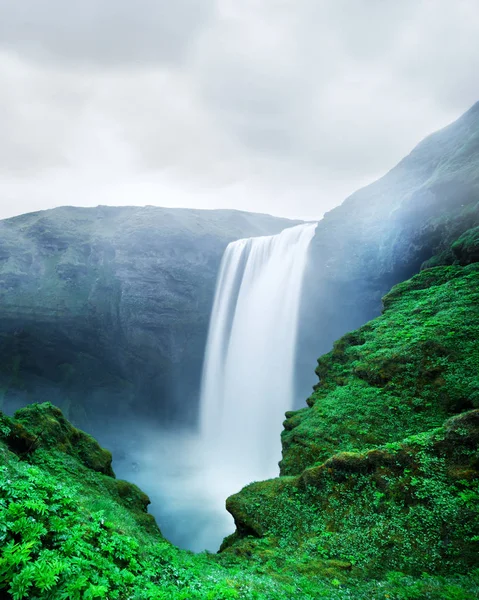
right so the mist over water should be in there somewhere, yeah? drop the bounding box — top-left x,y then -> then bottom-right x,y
106,424 -> 235,553
105,223 -> 317,552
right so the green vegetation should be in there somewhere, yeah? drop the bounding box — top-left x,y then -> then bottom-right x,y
0,404 -> 285,600
1,404 -> 478,598
225,411 -> 479,577
281,263 -> 479,476
1,220 -> 479,597
423,224 -> 479,269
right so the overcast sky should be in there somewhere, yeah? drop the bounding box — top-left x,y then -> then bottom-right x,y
0,0 -> 478,221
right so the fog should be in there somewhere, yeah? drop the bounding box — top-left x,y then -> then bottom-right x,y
96,421 -> 234,552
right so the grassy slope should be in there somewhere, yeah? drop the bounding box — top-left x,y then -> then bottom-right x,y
225,411 -> 479,576
281,263 -> 479,476
0,404 -> 295,600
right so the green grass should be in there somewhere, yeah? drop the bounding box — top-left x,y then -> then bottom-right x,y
281,263 -> 479,476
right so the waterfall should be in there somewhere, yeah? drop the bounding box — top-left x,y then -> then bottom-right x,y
200,222 -> 317,491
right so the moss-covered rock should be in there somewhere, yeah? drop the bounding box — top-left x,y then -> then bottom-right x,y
281,263 -> 479,476
0,403 -> 161,541
224,411 -> 479,577
422,225 -> 479,268
452,225 -> 479,265
11,402 -> 114,476
0,403 -> 162,534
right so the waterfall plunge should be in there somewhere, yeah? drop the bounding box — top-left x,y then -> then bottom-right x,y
116,223 -> 317,554
200,222 -> 317,491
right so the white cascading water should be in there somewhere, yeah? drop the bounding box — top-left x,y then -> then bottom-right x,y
200,222 -> 317,489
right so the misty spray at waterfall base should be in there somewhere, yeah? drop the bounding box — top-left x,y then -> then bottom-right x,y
111,223 -> 317,552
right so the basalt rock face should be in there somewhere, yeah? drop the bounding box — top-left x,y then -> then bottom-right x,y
0,205 -> 297,427
297,102 -> 479,400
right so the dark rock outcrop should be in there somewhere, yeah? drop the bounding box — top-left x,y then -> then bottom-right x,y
5,402 -> 114,475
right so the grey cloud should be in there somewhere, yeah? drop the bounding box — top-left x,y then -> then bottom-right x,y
0,0 -> 216,66
192,0 -> 479,176
0,0 -> 478,221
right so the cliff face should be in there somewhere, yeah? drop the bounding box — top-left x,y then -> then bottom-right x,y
0,206 -> 297,426
297,102 -> 479,398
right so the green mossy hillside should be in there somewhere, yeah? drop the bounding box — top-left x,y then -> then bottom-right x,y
281,263 -> 479,476
453,225 -> 479,263
0,406 -> 293,599
1,409 -> 479,597
224,410 -> 479,578
0,403 -> 157,535
422,224 -> 479,269
6,403 -> 114,476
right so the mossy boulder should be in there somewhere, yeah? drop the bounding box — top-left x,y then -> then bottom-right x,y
452,225 -> 479,264
11,402 -> 114,476
422,225 -> 479,268
281,263 -> 479,476
224,411 -> 479,577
